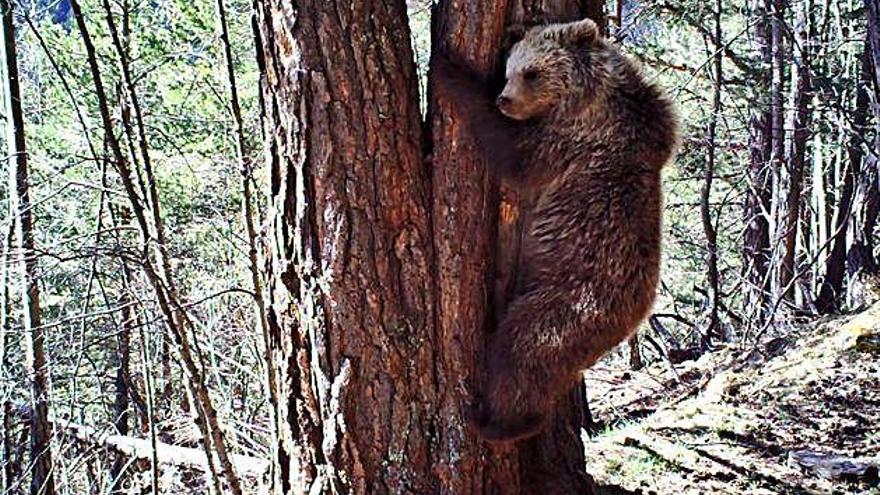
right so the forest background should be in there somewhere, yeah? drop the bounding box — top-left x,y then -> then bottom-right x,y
1,0 -> 878,493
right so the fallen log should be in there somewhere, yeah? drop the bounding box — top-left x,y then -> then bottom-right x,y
55,420 -> 269,477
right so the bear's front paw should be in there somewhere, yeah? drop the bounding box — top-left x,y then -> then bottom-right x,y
474,411 -> 546,443
466,402 -> 546,443
430,52 -> 461,86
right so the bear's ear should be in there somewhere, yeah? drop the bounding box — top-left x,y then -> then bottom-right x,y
502,23 -> 528,51
542,17 -> 601,46
506,23 -> 528,43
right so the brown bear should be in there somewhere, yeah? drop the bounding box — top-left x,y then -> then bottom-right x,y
432,17 -> 679,442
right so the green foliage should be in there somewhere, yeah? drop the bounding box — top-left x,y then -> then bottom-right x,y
1,0 -> 876,492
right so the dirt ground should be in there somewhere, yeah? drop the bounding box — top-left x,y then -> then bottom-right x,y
584,304 -> 880,495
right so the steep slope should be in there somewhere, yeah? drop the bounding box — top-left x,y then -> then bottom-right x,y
586,304 -> 880,494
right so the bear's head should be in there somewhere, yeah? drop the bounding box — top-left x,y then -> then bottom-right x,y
497,18 -> 607,121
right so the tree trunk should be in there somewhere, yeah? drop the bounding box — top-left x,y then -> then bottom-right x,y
628,332 -> 644,370
780,0 -> 813,302
869,0 -> 880,86
109,295 -> 132,491
1,227 -> 14,495
769,0 -> 785,294
215,0 -> 281,489
428,0 -> 517,490
851,0 -> 880,284
700,0 -> 723,345
257,0 -> 604,493
744,0 -> 773,328
256,1 -> 438,493
431,1 -> 600,492
816,47 -> 871,313
1,0 -> 56,493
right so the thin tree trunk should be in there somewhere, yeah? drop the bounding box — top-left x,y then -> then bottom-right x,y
99,0 -> 171,283
110,216 -> 160,495
769,0 -> 785,302
628,332 -> 644,370
105,2 -> 242,491
137,323 -> 160,495
810,132 -> 827,299
780,0 -> 813,302
616,0 -> 624,30
2,1 -> 55,492
744,0 -> 773,328
108,248 -> 139,493
214,0 -> 280,489
868,0 -> 880,85
816,46 -> 871,313
108,14 -> 133,488
69,2 -> 240,492
108,295 -> 132,491
701,0 -> 723,345
1,226 -> 14,494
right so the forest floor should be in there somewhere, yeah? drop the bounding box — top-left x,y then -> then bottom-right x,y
584,303 -> 880,495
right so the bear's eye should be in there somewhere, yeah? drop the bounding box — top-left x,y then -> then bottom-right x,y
523,70 -> 540,82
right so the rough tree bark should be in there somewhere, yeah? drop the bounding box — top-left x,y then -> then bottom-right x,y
744,0 -> 773,327
257,0 -> 605,493
428,0 -> 515,489
1,0 -> 56,493
256,1 -> 438,492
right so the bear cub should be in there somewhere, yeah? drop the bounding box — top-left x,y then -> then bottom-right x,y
433,17 -> 679,442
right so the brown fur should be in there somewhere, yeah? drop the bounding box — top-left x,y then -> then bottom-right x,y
432,18 -> 679,443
